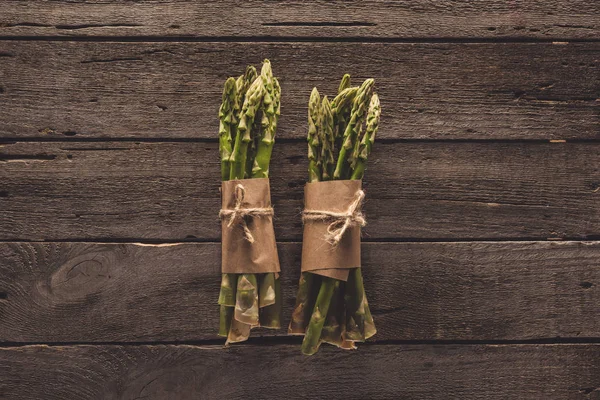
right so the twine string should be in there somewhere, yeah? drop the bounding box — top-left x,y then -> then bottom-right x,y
219,183 -> 274,243
302,190 -> 366,245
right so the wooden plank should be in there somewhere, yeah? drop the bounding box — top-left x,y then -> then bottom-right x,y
1,141 -> 599,241
1,241 -> 598,342
0,41 -> 597,140
0,1 -> 598,39
1,344 -> 599,399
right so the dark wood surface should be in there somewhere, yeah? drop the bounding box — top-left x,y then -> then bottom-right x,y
1,1 -> 599,398
2,141 -> 599,241
0,41 -> 598,140
1,344 -> 599,399
1,0 -> 598,39
1,241 -> 598,343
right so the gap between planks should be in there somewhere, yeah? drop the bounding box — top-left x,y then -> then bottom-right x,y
0,36 -> 599,44
3,337 -> 600,349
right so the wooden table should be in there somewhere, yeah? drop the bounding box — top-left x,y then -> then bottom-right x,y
0,2 -> 599,398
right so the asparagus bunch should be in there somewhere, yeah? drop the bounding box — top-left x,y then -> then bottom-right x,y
290,74 -> 381,354
218,60 -> 282,343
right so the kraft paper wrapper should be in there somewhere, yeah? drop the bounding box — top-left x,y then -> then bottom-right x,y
301,180 -> 362,281
221,178 -> 281,274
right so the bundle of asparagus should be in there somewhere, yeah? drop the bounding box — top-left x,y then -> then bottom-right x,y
218,60 -> 282,343
290,74 -> 381,355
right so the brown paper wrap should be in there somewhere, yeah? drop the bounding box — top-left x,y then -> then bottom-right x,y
221,178 -> 281,274
301,180 -> 363,281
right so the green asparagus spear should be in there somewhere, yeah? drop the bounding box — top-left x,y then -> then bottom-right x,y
344,267 -> 366,342
301,276 -> 337,355
260,275 -> 282,329
230,76 -> 265,180
321,280 -> 345,346
235,66 -> 258,111
245,111 -> 261,178
253,60 -> 281,178
218,305 -> 234,337
218,78 -> 239,339
331,86 -> 358,152
333,79 -> 374,180
289,272 -> 317,334
351,93 -> 380,180
320,96 -> 335,181
259,272 -> 276,307
219,78 -> 237,181
307,87 -> 322,182
338,73 -> 351,93
218,273 -> 237,306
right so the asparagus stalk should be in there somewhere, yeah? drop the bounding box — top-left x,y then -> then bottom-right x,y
227,67 -> 264,340
218,273 -> 237,306
301,276 -> 337,355
250,61 -> 282,329
218,273 -> 238,338
320,96 -> 335,181
307,87 -> 322,182
321,280 -> 345,346
253,60 -> 281,178
235,66 -> 258,112
230,76 -> 265,180
259,275 -> 282,329
289,272 -> 317,334
351,93 -> 380,180
333,79 -> 374,180
344,267 -> 366,342
218,305 -> 234,337
259,272 -> 276,308
219,78 -> 237,181
245,113 -> 261,178
338,73 -> 351,93
344,94 -> 380,340
218,79 -> 239,339
331,80 -> 358,152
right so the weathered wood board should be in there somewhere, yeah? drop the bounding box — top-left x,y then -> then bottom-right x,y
1,344 -> 599,399
0,42 -> 598,140
0,0 -> 598,39
2,141 -> 599,241
0,241 -> 598,343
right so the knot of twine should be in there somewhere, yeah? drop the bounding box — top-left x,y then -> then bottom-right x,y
302,190 -> 366,245
219,183 -> 274,243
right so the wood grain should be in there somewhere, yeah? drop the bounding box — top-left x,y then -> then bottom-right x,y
1,141 -> 599,241
0,0 -> 598,39
1,344 -> 599,399
1,241 -> 598,343
0,41 -> 597,140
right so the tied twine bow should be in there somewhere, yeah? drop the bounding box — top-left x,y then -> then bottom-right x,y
302,190 -> 366,245
219,183 -> 274,243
